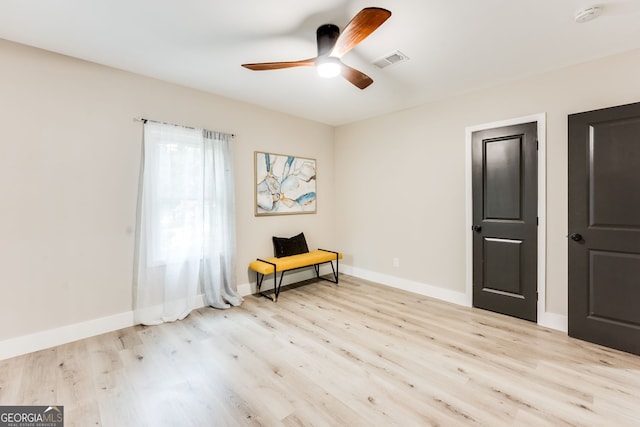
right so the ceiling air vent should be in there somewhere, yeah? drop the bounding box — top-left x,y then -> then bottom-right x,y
574,6 -> 602,23
373,50 -> 409,69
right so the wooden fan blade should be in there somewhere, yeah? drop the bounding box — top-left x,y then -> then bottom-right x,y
330,7 -> 391,58
242,58 -> 316,71
341,64 -> 373,90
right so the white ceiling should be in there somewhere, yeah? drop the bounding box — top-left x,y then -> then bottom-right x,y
1,0 -> 640,126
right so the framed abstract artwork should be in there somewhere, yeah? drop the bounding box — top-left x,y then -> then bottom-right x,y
255,151 -> 317,216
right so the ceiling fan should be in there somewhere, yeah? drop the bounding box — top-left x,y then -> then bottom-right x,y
241,7 -> 392,90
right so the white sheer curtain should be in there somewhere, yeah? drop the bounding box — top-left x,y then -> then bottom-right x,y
134,121 -> 242,325
202,130 -> 243,309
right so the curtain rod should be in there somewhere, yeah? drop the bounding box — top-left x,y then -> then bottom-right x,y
133,117 -> 235,138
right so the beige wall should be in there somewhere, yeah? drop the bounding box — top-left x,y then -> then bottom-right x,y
334,48 -> 640,317
0,39 -> 335,342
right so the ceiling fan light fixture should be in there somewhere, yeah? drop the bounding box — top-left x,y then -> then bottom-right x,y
317,58 -> 341,78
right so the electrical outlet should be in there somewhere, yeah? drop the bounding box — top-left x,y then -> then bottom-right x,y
393,257 -> 400,268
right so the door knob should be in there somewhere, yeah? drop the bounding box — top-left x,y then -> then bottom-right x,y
472,225 -> 482,232
570,233 -> 583,242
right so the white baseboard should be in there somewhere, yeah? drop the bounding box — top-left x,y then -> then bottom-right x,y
343,264 -> 568,333
1,268 -> 567,361
237,282 -> 253,297
538,311 -> 568,332
0,286 -> 251,361
342,265 -> 469,307
0,311 -> 135,361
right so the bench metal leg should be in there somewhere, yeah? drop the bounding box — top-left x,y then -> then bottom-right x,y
256,272 -> 274,302
275,271 -> 286,301
257,271 -> 286,302
256,271 -> 284,302
314,261 -> 339,284
317,249 -> 340,284
256,259 -> 279,302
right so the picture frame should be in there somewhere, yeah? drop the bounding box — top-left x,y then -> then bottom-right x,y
254,151 -> 317,216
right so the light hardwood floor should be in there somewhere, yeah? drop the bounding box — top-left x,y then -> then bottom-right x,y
2,275 -> 640,426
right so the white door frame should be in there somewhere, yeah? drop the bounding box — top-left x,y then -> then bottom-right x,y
464,113 -> 549,326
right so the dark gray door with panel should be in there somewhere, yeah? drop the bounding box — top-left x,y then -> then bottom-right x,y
568,102 -> 640,355
472,122 -> 538,322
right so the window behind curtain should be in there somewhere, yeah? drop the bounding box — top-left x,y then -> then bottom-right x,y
144,124 -> 204,265
150,141 -> 203,263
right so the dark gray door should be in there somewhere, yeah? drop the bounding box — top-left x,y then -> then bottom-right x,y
568,102 -> 640,355
472,122 -> 538,322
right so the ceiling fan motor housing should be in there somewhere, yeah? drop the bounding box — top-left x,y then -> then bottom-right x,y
317,24 -> 340,56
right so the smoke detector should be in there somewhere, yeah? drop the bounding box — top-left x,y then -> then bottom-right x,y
574,6 -> 602,23
373,50 -> 410,69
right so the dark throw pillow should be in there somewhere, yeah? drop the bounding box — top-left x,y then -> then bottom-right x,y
272,232 -> 309,258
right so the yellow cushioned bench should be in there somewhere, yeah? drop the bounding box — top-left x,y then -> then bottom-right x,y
249,249 -> 342,301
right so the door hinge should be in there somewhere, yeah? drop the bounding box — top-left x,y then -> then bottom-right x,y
536,217 -> 539,225
536,140 -> 539,150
